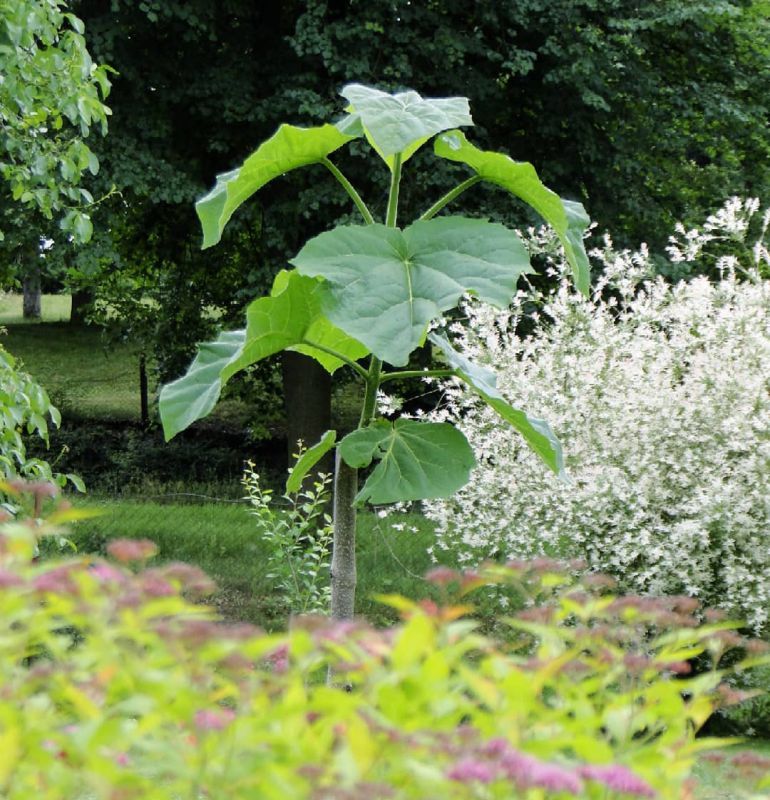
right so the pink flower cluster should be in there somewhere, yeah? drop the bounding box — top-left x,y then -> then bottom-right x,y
447,737 -> 655,797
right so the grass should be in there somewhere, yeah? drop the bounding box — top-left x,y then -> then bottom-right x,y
0,292 -> 71,323
59,497 -> 440,628
4,322 -> 146,421
692,741 -> 770,798
0,292 -> 146,421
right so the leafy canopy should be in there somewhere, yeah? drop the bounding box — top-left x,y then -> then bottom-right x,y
0,0 -> 111,242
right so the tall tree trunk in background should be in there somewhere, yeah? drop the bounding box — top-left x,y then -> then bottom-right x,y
69,288 -> 93,325
22,254 -> 41,320
281,350 -> 332,486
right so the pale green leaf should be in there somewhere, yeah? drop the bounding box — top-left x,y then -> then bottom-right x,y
339,84 -> 472,167
196,123 -> 355,248
292,218 -> 531,366
159,329 -> 246,441
339,418 -> 475,505
235,270 -> 369,378
429,333 -> 565,477
434,130 -> 591,295
286,430 -> 336,494
159,271 -> 368,440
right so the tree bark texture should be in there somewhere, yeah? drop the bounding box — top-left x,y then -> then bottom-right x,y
22,255 -> 41,320
331,451 -> 357,620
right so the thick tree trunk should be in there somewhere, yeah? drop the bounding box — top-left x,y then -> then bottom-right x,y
331,452 -> 357,620
22,258 -> 41,320
281,350 -> 332,484
69,288 -> 92,325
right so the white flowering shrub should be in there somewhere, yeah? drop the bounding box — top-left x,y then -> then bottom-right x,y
425,198 -> 770,631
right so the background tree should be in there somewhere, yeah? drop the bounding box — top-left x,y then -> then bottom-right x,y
0,0 -> 111,317
64,0 -> 770,453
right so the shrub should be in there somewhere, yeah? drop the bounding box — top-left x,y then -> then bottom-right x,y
0,341 -> 81,499
425,198 -> 770,632
2,489 -> 768,799
242,456 -> 332,615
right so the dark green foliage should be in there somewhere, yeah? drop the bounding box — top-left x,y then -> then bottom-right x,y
286,0 -> 770,248
28,418 -> 284,496
65,0 -> 770,394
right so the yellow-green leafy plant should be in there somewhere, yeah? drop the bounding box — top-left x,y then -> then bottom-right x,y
2,487 -> 769,799
0,343 -> 83,498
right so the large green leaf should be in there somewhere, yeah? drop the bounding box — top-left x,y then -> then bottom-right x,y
339,84 -> 472,167
238,270 -> 369,376
159,329 -> 246,441
196,123 -> 355,249
429,333 -> 565,477
434,130 -> 591,296
159,271 -> 368,440
339,419 -> 476,505
291,218 -> 531,366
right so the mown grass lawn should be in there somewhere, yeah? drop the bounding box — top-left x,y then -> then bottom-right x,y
0,291 -> 72,323
0,293 -> 146,420
692,741 -> 770,798
60,498 -> 440,629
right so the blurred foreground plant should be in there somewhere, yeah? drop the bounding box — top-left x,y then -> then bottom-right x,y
4,488 -> 770,798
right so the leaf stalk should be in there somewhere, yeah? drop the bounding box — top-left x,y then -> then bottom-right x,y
385,153 -> 403,228
322,158 -> 375,225
299,342 -> 368,380
379,368 -> 455,384
419,175 -> 482,221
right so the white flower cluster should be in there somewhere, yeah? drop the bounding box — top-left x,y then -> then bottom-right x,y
666,196 -> 770,276
425,199 -> 770,631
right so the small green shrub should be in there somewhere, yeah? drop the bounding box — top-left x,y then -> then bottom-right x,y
242,457 -> 332,614
3,489 -> 769,799
0,342 -> 81,499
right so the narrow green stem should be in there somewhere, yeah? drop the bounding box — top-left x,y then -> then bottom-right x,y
385,153 -> 403,228
419,175 -> 482,221
301,341 -> 368,380
359,357 -> 382,428
322,158 -> 375,225
379,369 -> 455,384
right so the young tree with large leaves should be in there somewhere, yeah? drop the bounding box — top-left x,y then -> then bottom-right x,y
160,84 -> 590,618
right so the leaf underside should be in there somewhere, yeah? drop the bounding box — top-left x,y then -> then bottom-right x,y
434,130 -> 591,295
196,123 -> 355,249
159,330 -> 246,441
292,217 -> 531,366
339,419 -> 476,505
429,333 -> 565,477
